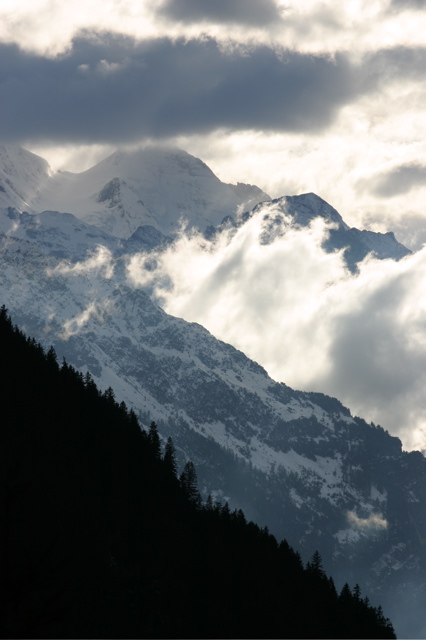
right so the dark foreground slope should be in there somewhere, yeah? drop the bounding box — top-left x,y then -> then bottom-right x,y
0,307 -> 395,639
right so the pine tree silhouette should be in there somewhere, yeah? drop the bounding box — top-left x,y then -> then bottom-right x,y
163,436 -> 178,477
180,461 -> 202,508
148,421 -> 161,459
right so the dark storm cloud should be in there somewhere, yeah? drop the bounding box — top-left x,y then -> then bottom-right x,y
364,163 -> 426,198
159,0 -> 281,26
0,34 -> 354,146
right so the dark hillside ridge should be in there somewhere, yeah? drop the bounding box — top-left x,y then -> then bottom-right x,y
0,307 -> 395,639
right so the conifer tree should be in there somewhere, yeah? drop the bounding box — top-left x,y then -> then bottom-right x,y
163,436 -> 178,477
46,346 -> 58,370
148,421 -> 161,459
104,386 -> 116,404
180,461 -> 202,507
353,583 -> 362,601
307,550 -> 325,578
339,582 -> 353,604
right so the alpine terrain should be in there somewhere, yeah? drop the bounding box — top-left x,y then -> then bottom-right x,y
0,144 -> 423,638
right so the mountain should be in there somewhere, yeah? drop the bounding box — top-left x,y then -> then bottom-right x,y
0,145 -> 270,238
0,145 -> 422,637
0,308 -> 396,639
211,192 -> 411,271
0,207 -> 121,261
0,230 -> 423,637
0,145 -> 51,210
0,144 -> 410,267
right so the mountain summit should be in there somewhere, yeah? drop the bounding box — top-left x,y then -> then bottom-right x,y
242,193 -> 411,270
0,145 -> 270,238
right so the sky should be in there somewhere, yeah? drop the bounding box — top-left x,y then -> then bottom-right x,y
2,0 -> 426,451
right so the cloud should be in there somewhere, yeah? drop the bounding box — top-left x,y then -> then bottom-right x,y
361,162 -> 426,198
347,511 -> 388,530
159,0 -> 282,25
126,205 -> 426,453
3,0 -> 426,59
360,46 -> 426,90
47,246 -> 115,278
60,301 -> 109,339
386,213 -> 426,251
46,246 -> 115,338
0,34 -> 356,146
389,0 -> 426,11
0,0 -> 157,57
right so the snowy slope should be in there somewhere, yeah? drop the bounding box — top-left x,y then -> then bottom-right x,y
0,207 -> 121,261
4,145 -> 270,238
0,145 -> 51,211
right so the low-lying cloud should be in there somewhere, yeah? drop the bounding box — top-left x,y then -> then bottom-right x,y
60,300 -> 110,339
46,246 -> 114,278
347,511 -> 388,530
127,206 -> 426,452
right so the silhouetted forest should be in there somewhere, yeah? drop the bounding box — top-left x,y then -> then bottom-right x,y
0,306 -> 396,638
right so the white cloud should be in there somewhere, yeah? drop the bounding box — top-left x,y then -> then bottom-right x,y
47,245 -> 115,278
60,301 -> 109,339
0,0 -> 158,56
347,510 -> 388,530
127,206 -> 426,452
96,58 -> 129,75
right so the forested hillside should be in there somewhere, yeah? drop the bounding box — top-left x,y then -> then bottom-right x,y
0,306 -> 395,638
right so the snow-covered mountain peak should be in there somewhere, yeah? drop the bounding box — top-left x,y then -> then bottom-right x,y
268,192 -> 348,229
7,145 -> 271,239
94,145 -> 218,181
243,191 -> 410,270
